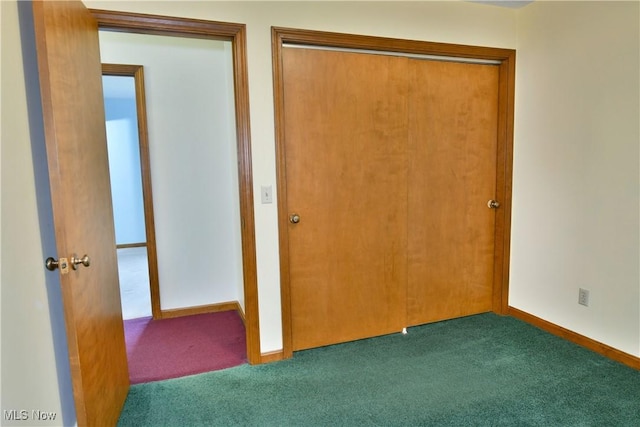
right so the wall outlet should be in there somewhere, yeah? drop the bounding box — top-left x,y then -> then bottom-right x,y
578,288 -> 590,307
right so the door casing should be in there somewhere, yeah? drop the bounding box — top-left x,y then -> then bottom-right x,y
92,9 -> 261,364
101,63 -> 162,320
272,27 -> 516,359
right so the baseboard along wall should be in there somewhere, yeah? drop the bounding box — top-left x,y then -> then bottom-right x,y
157,302 -> 639,369
160,301 -> 244,320
508,307 -> 640,370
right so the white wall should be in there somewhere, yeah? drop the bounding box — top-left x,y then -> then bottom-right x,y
511,1 -> 640,356
1,0 -> 74,424
104,92 -> 147,245
98,32 -> 244,311
86,0 -> 519,352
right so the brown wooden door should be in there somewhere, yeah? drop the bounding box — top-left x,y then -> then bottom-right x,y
33,1 -> 129,425
282,48 -> 409,350
407,60 -> 499,325
282,47 -> 501,350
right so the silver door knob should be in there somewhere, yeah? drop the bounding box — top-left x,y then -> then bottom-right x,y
46,257 -> 64,271
71,254 -> 91,270
289,213 -> 301,224
487,200 -> 501,209
45,256 -> 69,274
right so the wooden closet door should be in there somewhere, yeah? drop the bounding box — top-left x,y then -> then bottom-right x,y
282,48 -> 409,350
407,59 -> 500,325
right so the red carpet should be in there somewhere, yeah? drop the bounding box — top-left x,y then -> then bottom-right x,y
124,311 -> 247,384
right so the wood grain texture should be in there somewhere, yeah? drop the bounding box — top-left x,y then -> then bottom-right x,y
116,242 -> 146,249
283,48 -> 409,350
230,22 -> 261,365
102,63 -> 162,321
160,301 -> 242,319
33,1 -> 129,425
407,60 -> 499,325
274,28 -> 516,357
272,27 -> 515,61
272,28 -> 294,358
495,54 -> 516,314
93,10 -> 261,364
91,9 -> 244,40
260,350 -> 285,364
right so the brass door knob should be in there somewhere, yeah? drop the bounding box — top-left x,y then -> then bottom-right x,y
487,200 -> 500,209
71,254 -> 91,270
289,213 -> 301,224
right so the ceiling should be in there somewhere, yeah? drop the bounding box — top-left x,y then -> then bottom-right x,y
470,1 -> 535,8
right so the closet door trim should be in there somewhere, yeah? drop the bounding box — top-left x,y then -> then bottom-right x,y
272,27 -> 515,359
282,43 -> 503,65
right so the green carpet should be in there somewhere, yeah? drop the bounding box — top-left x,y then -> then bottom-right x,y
118,313 -> 640,426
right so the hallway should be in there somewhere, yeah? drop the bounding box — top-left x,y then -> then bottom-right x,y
117,247 -> 151,320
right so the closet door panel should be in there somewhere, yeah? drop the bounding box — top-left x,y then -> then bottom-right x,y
407,60 -> 500,325
283,48 -> 409,350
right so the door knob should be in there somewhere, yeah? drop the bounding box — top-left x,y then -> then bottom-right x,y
71,254 -> 91,270
487,200 -> 501,209
289,213 -> 301,224
45,257 -> 68,272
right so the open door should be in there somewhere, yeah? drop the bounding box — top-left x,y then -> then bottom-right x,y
33,1 -> 129,425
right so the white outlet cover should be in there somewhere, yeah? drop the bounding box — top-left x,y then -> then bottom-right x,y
261,185 -> 273,204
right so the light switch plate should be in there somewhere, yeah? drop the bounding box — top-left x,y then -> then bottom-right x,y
261,185 -> 273,204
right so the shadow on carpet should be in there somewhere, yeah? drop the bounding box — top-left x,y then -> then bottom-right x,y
124,311 -> 246,384
118,313 -> 640,426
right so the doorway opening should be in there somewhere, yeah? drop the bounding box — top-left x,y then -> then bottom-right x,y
102,64 -> 159,321
99,34 -> 247,382
116,247 -> 150,319
91,9 -> 261,365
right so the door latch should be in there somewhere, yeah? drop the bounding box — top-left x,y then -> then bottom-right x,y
45,257 -> 70,274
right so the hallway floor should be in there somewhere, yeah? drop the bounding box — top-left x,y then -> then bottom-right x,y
118,247 -> 152,320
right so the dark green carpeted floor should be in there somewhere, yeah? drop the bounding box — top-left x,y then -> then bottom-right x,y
118,313 -> 640,426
